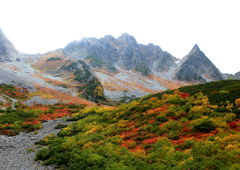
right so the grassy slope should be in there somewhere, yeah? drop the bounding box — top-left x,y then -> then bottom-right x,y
35,81 -> 240,169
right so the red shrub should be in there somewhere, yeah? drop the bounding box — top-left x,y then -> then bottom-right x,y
142,137 -> 158,144
228,121 -> 238,129
179,92 -> 190,99
148,120 -> 155,124
147,107 -> 168,114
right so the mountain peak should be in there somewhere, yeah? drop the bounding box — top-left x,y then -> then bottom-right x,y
189,44 -> 201,54
118,33 -> 137,44
174,44 -> 223,82
119,33 -> 132,38
193,44 -> 200,50
103,35 -> 115,40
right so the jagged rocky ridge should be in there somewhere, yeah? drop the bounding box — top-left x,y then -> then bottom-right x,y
63,34 -> 225,83
63,33 -> 177,75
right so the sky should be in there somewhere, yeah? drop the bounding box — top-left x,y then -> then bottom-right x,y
0,0 -> 239,74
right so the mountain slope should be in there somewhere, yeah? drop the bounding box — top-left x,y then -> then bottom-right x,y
0,28 -> 19,62
145,80 -> 240,107
35,82 -> 240,169
174,45 -> 223,83
32,51 -> 105,102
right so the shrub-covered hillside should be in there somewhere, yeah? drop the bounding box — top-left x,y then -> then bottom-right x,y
36,90 -> 240,169
0,84 -> 28,100
147,80 -> 240,105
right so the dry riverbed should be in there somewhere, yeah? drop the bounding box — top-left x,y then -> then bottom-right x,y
0,118 -> 69,170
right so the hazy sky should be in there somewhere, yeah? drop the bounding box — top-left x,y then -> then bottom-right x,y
0,0 -> 239,73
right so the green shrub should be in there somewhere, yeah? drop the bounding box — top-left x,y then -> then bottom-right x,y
192,118 -> 216,133
167,130 -> 179,140
134,64 -> 151,76
46,57 -> 62,62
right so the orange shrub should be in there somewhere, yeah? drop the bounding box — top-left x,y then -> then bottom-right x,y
235,98 -> 240,107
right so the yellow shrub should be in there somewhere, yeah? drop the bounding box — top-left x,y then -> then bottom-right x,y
235,98 -> 240,107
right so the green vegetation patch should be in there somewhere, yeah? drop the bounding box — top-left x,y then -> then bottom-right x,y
62,60 -> 106,102
46,57 -> 62,62
85,56 -> 105,68
0,84 -> 28,99
134,63 -> 151,76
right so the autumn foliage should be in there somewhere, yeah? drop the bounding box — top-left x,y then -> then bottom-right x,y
0,103 -> 83,135
35,90 -> 240,169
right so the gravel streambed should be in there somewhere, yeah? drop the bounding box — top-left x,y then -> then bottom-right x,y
0,118 -> 70,170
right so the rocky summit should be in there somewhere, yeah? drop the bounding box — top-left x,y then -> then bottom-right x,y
63,33 -> 177,75
174,44 -> 223,83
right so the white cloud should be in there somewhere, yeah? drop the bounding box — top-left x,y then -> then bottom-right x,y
0,0 -> 239,73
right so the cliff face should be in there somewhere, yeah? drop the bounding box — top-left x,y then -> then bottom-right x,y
0,28 -> 19,62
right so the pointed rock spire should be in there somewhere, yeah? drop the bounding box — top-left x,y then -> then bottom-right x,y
188,44 -> 201,55
174,44 -> 223,82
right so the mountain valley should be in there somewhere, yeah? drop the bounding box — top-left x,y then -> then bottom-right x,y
0,28 -> 240,169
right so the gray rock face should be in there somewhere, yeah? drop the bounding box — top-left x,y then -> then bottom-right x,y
234,72 -> 240,79
63,33 -> 177,75
0,28 -> 19,62
174,45 -> 223,82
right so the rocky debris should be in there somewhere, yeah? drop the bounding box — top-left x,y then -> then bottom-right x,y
174,44 -> 223,83
24,96 -> 59,106
0,28 -> 19,62
0,118 -> 70,170
0,68 -> 35,91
